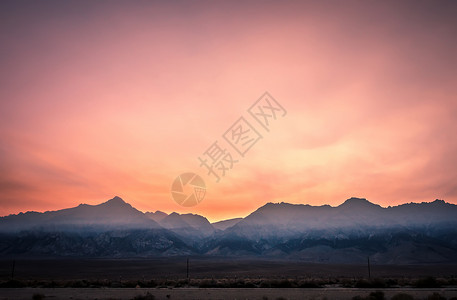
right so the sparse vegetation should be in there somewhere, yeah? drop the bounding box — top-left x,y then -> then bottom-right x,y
0,277 -> 456,300
1,275 -> 457,289
131,293 -> 155,300
355,278 -> 387,288
352,291 -> 385,300
414,277 -> 441,288
0,279 -> 26,288
350,292 -> 457,300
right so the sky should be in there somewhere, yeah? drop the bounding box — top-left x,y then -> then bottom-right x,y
1,0 -> 457,222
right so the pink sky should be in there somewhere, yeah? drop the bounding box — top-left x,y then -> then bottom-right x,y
1,1 -> 457,222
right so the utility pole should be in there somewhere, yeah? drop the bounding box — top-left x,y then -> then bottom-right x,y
186,258 -> 189,280
11,259 -> 15,280
367,256 -> 371,279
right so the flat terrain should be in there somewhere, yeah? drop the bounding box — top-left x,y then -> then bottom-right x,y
1,257 -> 456,281
1,258 -> 457,299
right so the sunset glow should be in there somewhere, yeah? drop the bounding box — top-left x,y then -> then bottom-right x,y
1,1 -> 456,222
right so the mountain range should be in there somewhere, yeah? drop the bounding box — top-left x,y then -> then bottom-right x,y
1,196 -> 456,264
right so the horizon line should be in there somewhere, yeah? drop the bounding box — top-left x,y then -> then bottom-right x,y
1,196 -> 450,223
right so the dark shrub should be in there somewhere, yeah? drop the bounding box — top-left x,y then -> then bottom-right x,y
198,279 -> 216,288
0,280 -> 26,288
32,294 -> 45,300
298,280 -> 321,288
341,278 -> 354,288
355,279 -> 386,288
391,293 -> 414,300
369,291 -> 385,300
426,293 -> 446,300
355,280 -> 371,288
70,280 -> 89,288
352,291 -> 385,300
415,277 -> 441,288
272,279 -> 293,288
131,292 -> 155,300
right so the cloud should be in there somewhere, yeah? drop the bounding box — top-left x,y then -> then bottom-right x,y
1,0 -> 456,219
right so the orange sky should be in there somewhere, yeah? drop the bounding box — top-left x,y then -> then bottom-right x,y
1,1 -> 457,222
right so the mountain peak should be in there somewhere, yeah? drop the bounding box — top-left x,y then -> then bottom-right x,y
431,199 -> 446,205
339,197 -> 379,208
260,202 -> 298,209
104,196 -> 128,206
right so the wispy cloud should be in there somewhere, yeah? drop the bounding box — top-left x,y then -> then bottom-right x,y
1,0 -> 456,220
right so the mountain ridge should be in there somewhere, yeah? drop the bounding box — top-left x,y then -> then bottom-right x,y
1,196 -> 456,263
3,196 -> 452,220
2,197 -> 455,233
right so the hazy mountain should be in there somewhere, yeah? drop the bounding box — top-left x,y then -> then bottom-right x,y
225,198 -> 457,240
145,211 -> 168,223
0,196 -> 160,232
212,218 -> 243,231
0,229 -> 195,257
1,196 -> 456,263
158,212 -> 215,240
178,213 -> 215,235
204,198 -> 457,263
